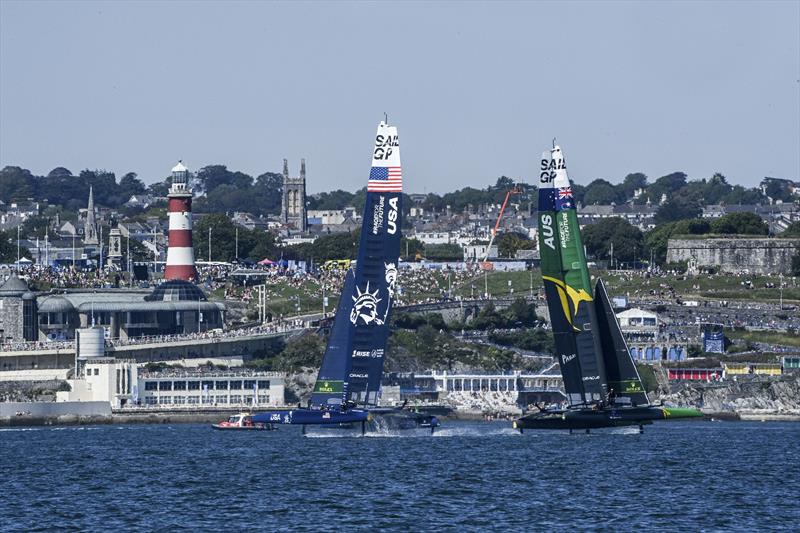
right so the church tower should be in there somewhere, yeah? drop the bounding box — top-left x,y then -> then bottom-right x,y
281,159 -> 308,231
84,186 -> 99,245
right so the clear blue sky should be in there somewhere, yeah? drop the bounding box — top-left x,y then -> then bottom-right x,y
1,0 -> 798,194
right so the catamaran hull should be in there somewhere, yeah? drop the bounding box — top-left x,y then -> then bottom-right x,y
513,407 -> 702,431
253,408 -> 439,435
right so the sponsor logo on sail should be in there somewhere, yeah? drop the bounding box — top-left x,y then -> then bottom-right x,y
372,196 -> 385,235
350,281 -> 384,326
562,353 -> 576,365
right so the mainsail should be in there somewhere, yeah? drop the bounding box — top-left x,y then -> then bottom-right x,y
309,120 -> 403,409
537,144 -> 607,405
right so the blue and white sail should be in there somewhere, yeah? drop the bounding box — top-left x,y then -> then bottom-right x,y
309,120 -> 403,409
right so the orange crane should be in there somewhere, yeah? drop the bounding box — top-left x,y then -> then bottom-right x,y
481,186 -> 522,264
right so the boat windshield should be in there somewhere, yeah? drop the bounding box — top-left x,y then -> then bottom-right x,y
227,416 -> 240,423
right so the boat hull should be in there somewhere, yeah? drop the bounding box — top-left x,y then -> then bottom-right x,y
211,423 -> 275,431
513,406 -> 702,431
252,407 -> 439,435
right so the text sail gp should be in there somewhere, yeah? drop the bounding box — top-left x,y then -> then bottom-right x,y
251,120 -> 439,434
513,143 -> 701,432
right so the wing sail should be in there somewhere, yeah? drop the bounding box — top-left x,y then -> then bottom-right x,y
310,120 -> 403,409
538,145 -> 608,405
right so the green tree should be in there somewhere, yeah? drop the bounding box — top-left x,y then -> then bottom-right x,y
645,219 -> 711,265
118,172 -> 146,200
654,194 -> 702,224
424,243 -> 463,261
400,237 -> 424,261
582,178 -> 623,205
496,232 -> 535,258
619,172 -> 648,200
710,212 -> 768,235
194,214 -> 238,262
0,230 -> 30,262
0,166 -> 35,202
783,221 -> 800,237
582,217 -> 645,263
275,333 -> 325,371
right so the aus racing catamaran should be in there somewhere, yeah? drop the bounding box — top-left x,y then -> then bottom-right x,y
513,143 -> 701,433
252,120 -> 439,435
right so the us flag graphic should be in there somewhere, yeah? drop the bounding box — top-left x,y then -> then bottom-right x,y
368,166 -> 402,192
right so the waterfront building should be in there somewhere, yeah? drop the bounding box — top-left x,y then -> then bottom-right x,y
668,368 -> 724,381
56,358 -> 286,409
137,368 -> 284,408
57,357 -> 138,408
34,281 -> 224,341
164,161 -> 197,281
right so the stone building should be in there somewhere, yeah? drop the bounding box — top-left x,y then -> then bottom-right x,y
281,158 -> 308,231
84,186 -> 99,245
0,274 -> 38,343
666,236 -> 800,275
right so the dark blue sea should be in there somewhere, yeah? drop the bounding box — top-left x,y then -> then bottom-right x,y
1,421 -> 798,532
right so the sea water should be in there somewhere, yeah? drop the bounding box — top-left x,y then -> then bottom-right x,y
1,421 -> 798,531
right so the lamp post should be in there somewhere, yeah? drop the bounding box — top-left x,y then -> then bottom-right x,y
208,228 -> 212,263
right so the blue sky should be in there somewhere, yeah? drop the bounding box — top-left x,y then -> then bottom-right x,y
1,1 -> 798,193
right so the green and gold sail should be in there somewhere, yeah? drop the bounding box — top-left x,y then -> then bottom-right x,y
538,145 -> 607,405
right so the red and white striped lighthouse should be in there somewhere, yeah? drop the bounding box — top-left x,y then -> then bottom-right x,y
164,161 -> 197,281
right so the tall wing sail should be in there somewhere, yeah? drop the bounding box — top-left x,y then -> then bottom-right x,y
542,144 -> 607,404
310,269 -> 356,408
537,151 -> 586,405
343,121 -> 403,407
593,279 -> 650,406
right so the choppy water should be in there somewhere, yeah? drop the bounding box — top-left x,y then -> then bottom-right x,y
1,421 -> 798,531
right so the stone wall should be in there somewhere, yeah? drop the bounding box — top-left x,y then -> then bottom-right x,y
0,296 -> 24,342
666,236 -> 800,274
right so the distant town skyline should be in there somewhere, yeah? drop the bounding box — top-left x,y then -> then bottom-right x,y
1,1 -> 798,194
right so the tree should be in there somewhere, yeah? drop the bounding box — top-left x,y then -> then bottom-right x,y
582,178 -> 623,205
400,237 -> 424,261
496,232 -> 535,258
710,212 -> 768,235
654,195 -> 701,224
118,172 -> 146,200
582,217 -> 645,263
783,221 -> 800,237
194,214 -> 238,262
0,230 -> 29,262
645,219 -> 711,265
0,166 -> 35,202
619,173 -> 648,200
424,243 -> 463,261
275,333 -> 325,371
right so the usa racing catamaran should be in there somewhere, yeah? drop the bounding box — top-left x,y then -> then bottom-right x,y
252,120 -> 439,435
513,143 -> 701,433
